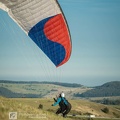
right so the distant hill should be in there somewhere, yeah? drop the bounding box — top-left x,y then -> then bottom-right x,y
1,80 -> 120,98
75,81 -> 120,97
0,87 -> 42,98
0,80 -> 86,98
0,80 -> 83,88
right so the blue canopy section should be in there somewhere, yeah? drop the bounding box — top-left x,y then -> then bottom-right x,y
28,16 -> 65,66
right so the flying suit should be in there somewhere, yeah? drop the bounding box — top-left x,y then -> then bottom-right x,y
52,97 -> 71,117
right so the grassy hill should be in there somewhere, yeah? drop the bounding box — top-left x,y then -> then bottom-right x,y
0,81 -> 90,98
0,80 -> 120,101
0,87 -> 41,98
0,96 -> 120,120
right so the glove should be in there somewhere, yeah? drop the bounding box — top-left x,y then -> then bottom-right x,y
53,98 -> 57,102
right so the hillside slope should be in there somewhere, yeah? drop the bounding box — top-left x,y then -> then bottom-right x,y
0,82 -> 89,98
0,97 -> 120,120
0,97 -> 72,120
75,81 -> 120,97
0,80 -> 120,98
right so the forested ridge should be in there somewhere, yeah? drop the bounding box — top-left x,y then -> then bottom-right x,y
75,81 -> 120,97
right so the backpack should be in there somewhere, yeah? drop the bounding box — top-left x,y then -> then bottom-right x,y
60,97 -> 68,107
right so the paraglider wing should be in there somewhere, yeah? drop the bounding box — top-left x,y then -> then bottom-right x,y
0,0 -> 71,67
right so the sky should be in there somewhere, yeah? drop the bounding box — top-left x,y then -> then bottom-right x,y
0,0 -> 120,86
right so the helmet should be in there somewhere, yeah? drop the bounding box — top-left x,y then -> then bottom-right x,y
61,92 -> 65,97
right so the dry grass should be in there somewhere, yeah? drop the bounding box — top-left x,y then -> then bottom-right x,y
0,97 -> 72,120
0,96 -> 120,120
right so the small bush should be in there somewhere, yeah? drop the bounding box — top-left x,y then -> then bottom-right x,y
38,104 -> 43,109
101,107 -> 109,113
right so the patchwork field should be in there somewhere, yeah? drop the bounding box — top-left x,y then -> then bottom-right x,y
0,82 -> 91,98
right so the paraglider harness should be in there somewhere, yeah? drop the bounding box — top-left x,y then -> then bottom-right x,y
53,96 -> 69,107
60,97 -> 69,107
